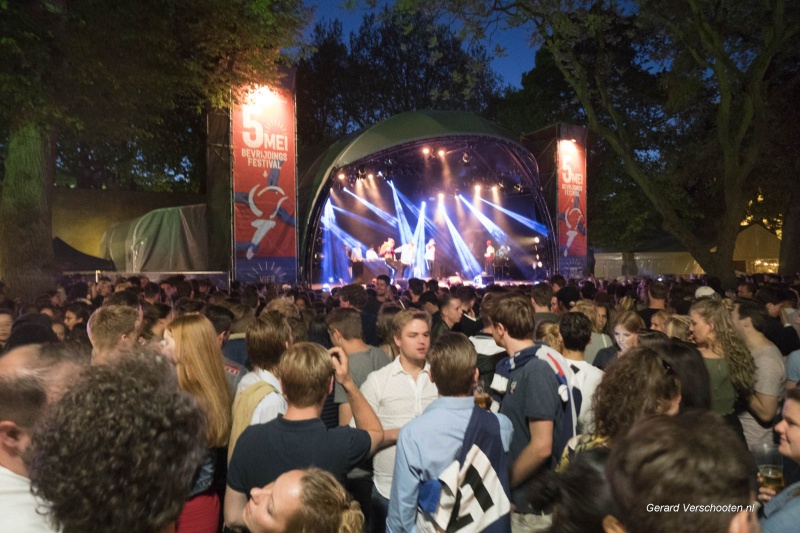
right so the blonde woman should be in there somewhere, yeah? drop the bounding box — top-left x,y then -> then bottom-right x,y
650,309 -> 673,334
573,300 -> 613,365
243,468 -> 364,533
689,298 -> 756,439
664,314 -> 691,341
164,314 -> 233,533
535,320 -> 564,354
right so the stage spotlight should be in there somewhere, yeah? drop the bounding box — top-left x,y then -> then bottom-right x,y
338,173 -> 345,180
438,193 -> 444,201
491,185 -> 498,192
534,236 -> 540,244
422,147 -> 430,155
571,138 -> 577,143
462,152 -> 471,164
474,185 -> 481,192
367,173 -> 374,179
438,148 -> 446,157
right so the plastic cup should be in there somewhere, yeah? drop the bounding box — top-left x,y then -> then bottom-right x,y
751,443 -> 784,492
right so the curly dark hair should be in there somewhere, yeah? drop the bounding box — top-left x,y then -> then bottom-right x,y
28,349 -> 206,533
592,347 -> 681,441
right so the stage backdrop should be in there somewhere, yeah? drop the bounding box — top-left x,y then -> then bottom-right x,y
232,76 -> 298,284
556,125 -> 588,278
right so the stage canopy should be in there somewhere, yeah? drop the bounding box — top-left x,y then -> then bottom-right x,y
298,110 -> 556,285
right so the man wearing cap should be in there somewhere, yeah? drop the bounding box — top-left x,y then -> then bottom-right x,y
695,285 -> 719,300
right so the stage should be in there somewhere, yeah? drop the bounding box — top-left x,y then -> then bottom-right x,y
298,111 -> 558,286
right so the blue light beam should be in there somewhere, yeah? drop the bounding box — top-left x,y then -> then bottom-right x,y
331,206 -> 388,233
343,187 -> 398,227
458,195 -> 509,244
321,199 -> 369,284
411,202 -> 427,277
440,206 -> 482,278
478,197 -> 550,237
389,181 -> 413,245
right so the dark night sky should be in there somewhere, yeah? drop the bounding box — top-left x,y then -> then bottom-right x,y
306,1 -> 536,88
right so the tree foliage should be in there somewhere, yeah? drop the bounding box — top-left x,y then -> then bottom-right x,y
297,6 -> 499,151
488,47 -> 663,252
0,0 -> 308,300
399,0 -> 798,286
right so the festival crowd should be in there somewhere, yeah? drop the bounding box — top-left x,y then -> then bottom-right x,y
1,271 -> 800,533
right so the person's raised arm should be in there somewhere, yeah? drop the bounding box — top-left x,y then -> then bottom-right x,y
338,402 -> 353,426
331,347 -> 383,453
748,392 -> 780,424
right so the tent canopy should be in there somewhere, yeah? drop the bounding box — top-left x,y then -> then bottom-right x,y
53,237 -> 116,271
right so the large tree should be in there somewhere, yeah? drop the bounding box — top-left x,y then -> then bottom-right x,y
0,0 -> 308,301
488,46 -> 664,253
297,6 -> 499,151
398,0 -> 798,287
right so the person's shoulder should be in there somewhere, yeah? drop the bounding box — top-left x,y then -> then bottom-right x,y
495,412 -> 513,432
238,418 -> 279,445
573,360 -> 604,376
757,341 -> 784,360
368,345 -> 392,367
361,360 -> 395,387
328,424 -> 371,447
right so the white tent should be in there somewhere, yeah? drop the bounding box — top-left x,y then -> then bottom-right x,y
593,224 -> 780,278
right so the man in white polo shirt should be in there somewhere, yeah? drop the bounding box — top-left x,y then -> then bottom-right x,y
361,309 -> 439,533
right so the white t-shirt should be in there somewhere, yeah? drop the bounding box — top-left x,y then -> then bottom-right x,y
360,358 -> 439,498
235,368 -> 287,425
0,466 -> 58,532
566,359 -> 604,434
739,342 -> 786,448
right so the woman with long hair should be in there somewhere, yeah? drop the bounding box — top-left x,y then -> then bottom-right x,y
559,347 -> 681,469
592,311 -> 645,371
164,314 -> 233,533
689,298 -> 755,437
573,300 -> 613,365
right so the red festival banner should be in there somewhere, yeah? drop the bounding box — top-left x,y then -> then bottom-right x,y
232,82 -> 297,284
556,126 -> 588,278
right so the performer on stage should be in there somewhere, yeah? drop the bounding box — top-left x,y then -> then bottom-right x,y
379,238 -> 395,259
365,246 -> 379,261
379,238 -> 401,278
351,245 -> 364,280
395,241 -> 415,279
345,246 -> 353,279
484,239 -> 495,273
425,239 -> 436,279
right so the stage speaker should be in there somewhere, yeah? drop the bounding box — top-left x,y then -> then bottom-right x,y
481,275 -> 495,286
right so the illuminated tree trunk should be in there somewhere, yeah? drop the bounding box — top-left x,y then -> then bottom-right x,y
0,121 -> 56,304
